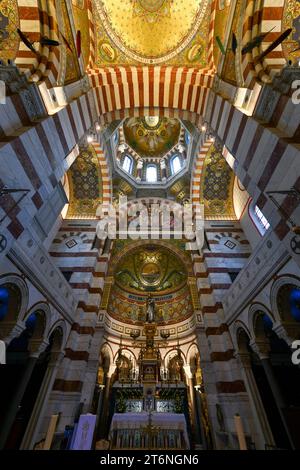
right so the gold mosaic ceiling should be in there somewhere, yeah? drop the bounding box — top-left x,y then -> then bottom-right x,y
114,244 -> 187,294
93,0 -> 210,65
106,243 -> 193,325
123,117 -> 181,159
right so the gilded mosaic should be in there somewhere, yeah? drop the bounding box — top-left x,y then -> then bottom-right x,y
62,0 -> 81,84
123,117 -> 181,159
93,0 -> 210,66
72,0 -> 91,67
221,0 -> 241,85
67,145 -> 102,218
108,284 -> 193,324
201,143 -> 235,219
282,0 -> 300,62
114,245 -> 187,294
0,0 -> 20,62
213,0 -> 231,69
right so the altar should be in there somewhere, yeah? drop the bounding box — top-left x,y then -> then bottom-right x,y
109,412 -> 190,450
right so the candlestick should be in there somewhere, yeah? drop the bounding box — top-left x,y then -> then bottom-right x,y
234,414 -> 247,450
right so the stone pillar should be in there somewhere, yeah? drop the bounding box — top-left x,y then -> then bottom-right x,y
98,364 -> 116,439
250,340 -> 295,449
194,386 -> 209,449
237,352 -> 275,449
94,385 -> 105,441
183,365 -> 203,449
20,351 -> 64,449
80,328 -> 105,413
160,158 -> 167,182
136,159 -> 143,182
0,339 -> 48,449
1,320 -> 24,344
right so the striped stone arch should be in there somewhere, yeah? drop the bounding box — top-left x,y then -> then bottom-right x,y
241,0 -> 286,88
16,0 -> 60,88
88,66 -> 215,124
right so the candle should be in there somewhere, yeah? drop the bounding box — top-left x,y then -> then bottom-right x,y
234,414 -> 247,450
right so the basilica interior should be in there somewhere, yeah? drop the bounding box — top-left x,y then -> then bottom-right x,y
1,0 -> 300,451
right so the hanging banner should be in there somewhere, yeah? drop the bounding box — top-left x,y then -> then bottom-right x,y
70,414 -> 96,450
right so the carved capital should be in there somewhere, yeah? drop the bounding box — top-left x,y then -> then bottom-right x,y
28,339 -> 49,358
249,339 -> 270,360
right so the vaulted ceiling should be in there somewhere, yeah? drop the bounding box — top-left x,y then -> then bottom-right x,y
93,0 -> 211,67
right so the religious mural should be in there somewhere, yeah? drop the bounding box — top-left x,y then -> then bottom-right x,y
213,0 -> 231,68
72,0 -> 90,67
282,0 -> 300,62
221,0 -> 241,85
0,0 -> 20,62
114,245 -> 187,293
93,0 -> 210,66
108,284 -> 193,324
123,117 -> 181,159
106,243 -> 193,324
62,0 -> 81,84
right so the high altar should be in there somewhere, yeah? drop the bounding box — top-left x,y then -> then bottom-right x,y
107,298 -> 190,450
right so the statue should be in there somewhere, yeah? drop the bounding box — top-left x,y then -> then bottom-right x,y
146,295 -> 155,323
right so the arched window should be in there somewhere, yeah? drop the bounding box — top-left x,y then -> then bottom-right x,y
122,155 -> 133,174
146,165 -> 157,182
170,154 -> 182,175
249,201 -> 270,235
0,286 -> 9,321
185,130 -> 191,146
113,131 -> 119,146
277,284 -> 300,323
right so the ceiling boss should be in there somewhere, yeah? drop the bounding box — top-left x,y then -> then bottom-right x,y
131,0 -> 173,24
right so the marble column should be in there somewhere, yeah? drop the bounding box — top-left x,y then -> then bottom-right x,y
0,339 -> 48,449
98,364 -> 116,439
194,386 -> 207,449
183,365 -> 203,448
250,340 -> 295,449
94,385 -> 105,441
237,352 -> 275,449
20,351 -> 64,449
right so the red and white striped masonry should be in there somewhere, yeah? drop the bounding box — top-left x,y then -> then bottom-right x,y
191,140 -> 212,210
92,142 -> 112,207
15,0 -> 60,88
241,0 -> 286,88
88,66 -> 214,119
